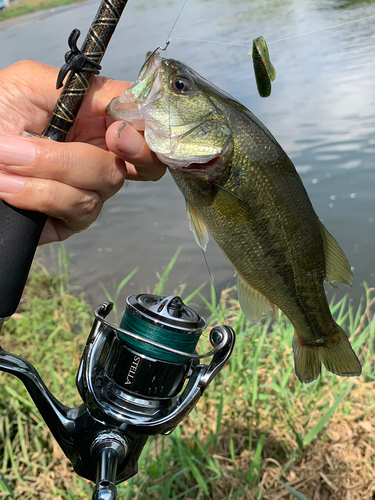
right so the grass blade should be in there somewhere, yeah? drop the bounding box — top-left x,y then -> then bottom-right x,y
278,480 -> 309,500
303,386 -> 350,446
155,248 -> 182,295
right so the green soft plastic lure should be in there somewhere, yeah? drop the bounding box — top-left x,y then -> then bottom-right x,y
249,36 -> 276,98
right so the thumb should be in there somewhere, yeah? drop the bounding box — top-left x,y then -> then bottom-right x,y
106,120 -> 166,181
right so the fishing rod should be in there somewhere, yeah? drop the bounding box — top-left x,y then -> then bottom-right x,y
0,0 -> 129,322
0,1 -> 236,498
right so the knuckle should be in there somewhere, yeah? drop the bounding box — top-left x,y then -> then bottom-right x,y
102,158 -> 127,196
93,75 -> 113,92
60,147 -> 75,174
39,180 -> 61,212
8,60 -> 33,75
39,144 -> 73,174
29,180 -> 102,226
79,191 -> 102,219
4,61 -> 45,88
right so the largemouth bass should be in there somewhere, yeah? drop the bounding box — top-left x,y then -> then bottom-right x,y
107,52 -> 361,383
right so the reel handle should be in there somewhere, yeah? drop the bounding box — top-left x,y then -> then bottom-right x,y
0,201 -> 47,318
91,433 -> 128,500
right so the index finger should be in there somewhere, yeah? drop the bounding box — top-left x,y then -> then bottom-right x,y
1,61 -> 132,131
80,77 -> 131,118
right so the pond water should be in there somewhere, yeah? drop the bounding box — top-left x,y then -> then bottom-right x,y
1,0 -> 375,319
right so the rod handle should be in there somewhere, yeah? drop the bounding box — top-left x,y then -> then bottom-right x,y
0,200 -> 47,318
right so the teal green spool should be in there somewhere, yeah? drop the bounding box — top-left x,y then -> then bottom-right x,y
119,301 -> 202,363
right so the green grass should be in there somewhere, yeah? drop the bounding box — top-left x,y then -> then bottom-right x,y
0,0 -> 86,23
0,248 -> 374,499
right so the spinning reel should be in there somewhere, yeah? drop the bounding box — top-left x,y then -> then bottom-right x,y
0,2 -> 236,497
0,293 -> 235,499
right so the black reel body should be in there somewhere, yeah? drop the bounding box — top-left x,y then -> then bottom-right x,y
0,294 -> 235,499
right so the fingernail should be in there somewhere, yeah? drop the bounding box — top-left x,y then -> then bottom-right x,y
0,171 -> 25,193
115,122 -> 145,156
0,136 -> 36,165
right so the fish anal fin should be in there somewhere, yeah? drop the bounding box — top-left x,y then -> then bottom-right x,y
320,221 -> 352,288
186,202 -> 209,251
237,274 -> 274,323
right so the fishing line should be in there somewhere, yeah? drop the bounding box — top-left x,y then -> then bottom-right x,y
153,1 -> 374,327
166,0 -> 190,42
171,37 -> 252,48
119,306 -> 201,362
161,0 -> 228,326
162,67 -> 228,325
170,11 -> 375,50
268,13 -> 375,44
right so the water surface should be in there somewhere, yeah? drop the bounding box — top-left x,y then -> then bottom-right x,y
1,0 -> 375,316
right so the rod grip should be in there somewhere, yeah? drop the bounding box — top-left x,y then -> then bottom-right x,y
0,200 -> 47,318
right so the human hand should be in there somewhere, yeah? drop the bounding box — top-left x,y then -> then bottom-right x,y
0,60 -> 166,245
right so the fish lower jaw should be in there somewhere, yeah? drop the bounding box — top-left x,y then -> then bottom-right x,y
184,157 -> 221,170
160,155 -> 222,172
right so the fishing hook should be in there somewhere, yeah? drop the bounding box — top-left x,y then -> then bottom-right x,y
143,39 -> 171,68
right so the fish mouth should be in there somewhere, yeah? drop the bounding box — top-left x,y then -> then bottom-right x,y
184,157 -> 221,171
107,51 -> 232,172
137,52 -> 162,84
106,52 -> 163,127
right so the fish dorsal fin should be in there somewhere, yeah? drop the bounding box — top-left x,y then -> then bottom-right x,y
319,221 -> 352,288
186,202 -> 209,251
237,273 -> 275,322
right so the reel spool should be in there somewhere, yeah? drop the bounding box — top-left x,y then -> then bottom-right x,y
114,294 -> 206,399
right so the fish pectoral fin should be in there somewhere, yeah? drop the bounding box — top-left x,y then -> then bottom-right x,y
186,202 -> 209,251
237,274 -> 276,322
320,221 -> 353,288
212,183 -> 254,224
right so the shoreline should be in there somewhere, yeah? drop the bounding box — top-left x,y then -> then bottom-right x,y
0,0 -> 86,23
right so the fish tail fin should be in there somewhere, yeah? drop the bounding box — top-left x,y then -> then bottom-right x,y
293,325 -> 361,384
292,334 -> 321,383
319,325 -> 362,379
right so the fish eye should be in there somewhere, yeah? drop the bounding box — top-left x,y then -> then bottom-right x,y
171,76 -> 192,93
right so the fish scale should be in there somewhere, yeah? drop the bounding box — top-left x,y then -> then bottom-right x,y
170,159 -> 325,328
107,52 -> 361,384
